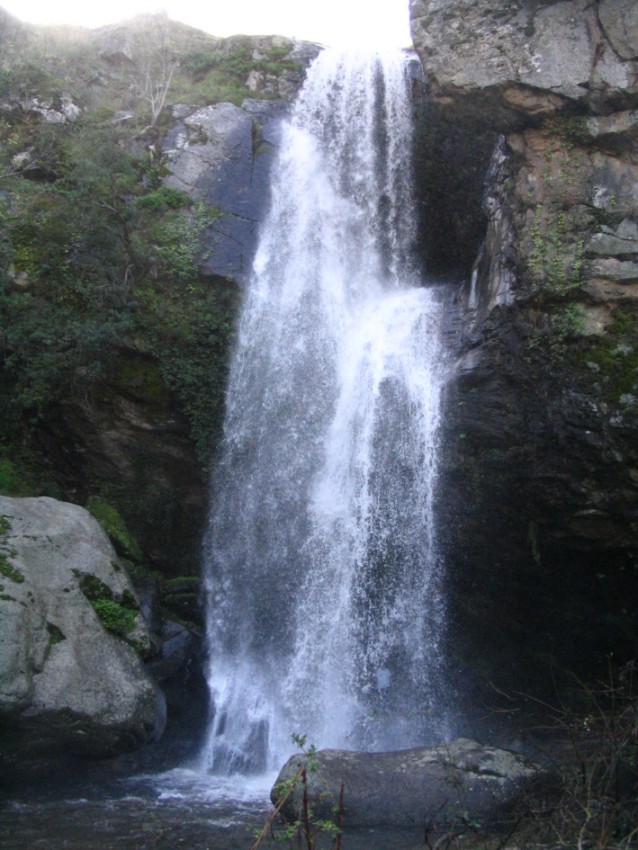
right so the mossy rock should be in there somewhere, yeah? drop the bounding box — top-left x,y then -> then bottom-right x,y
161,587 -> 202,626
113,355 -> 167,405
162,575 -> 199,593
0,514 -> 24,583
575,306 -> 638,401
87,497 -> 142,561
74,568 -> 150,654
91,597 -> 137,637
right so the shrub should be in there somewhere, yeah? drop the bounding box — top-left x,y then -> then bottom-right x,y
519,663 -> 638,850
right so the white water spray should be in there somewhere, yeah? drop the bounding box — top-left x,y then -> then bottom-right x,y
201,48 -> 447,774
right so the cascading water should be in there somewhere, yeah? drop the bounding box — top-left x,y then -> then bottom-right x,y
201,47 -> 448,775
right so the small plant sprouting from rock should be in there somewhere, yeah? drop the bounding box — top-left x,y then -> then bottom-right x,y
251,734 -> 344,850
87,497 -> 142,561
529,205 -> 585,297
544,114 -> 590,148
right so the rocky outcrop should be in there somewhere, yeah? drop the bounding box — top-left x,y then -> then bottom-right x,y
411,0 -> 638,127
163,99 -> 289,284
163,39 -> 321,283
0,496 -> 165,758
273,739 -> 548,830
410,0 -> 638,704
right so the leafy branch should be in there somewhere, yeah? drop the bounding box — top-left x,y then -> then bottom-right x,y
252,735 -> 344,850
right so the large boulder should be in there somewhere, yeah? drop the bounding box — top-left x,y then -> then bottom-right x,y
272,739 -> 547,831
0,496 -> 165,758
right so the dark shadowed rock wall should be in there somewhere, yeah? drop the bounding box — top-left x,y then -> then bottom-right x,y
411,0 -> 638,716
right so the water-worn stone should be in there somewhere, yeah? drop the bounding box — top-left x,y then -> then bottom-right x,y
273,739 -> 546,830
0,496 -> 165,757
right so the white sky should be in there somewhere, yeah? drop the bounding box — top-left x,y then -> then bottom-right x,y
1,1 -> 412,48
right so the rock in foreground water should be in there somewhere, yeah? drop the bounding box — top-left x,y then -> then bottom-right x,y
273,738 -> 548,830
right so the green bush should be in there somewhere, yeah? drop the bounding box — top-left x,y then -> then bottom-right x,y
0,30 -> 243,494
0,456 -> 26,496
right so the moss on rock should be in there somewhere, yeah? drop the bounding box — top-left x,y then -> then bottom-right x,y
87,497 -> 143,561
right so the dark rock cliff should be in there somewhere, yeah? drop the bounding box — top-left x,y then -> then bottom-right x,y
411,0 -> 638,717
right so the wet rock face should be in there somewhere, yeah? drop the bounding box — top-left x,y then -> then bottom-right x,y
412,100 -> 497,275
163,40 -> 321,284
410,0 -> 638,700
0,496 -> 164,758
273,739 -> 549,830
163,99 -> 289,284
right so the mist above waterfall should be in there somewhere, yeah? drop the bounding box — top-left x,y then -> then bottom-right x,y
201,48 -> 448,774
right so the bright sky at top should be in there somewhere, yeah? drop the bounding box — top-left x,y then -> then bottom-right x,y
0,1 -> 412,48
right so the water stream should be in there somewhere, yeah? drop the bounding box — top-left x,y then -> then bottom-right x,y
201,48 -> 448,775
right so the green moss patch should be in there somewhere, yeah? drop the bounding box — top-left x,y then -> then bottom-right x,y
47,622 -> 66,644
87,497 -> 142,561
90,598 -> 137,637
0,515 -> 24,584
0,561 -> 24,583
580,308 -> 638,401
75,569 -> 141,640
114,357 -> 166,405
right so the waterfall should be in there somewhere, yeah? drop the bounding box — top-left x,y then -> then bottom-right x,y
201,48 -> 447,774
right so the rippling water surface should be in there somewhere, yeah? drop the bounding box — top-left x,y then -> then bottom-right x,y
1,770 -> 274,850
1,768 -> 429,849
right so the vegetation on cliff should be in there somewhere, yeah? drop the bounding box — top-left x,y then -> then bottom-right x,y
0,11 -> 307,588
